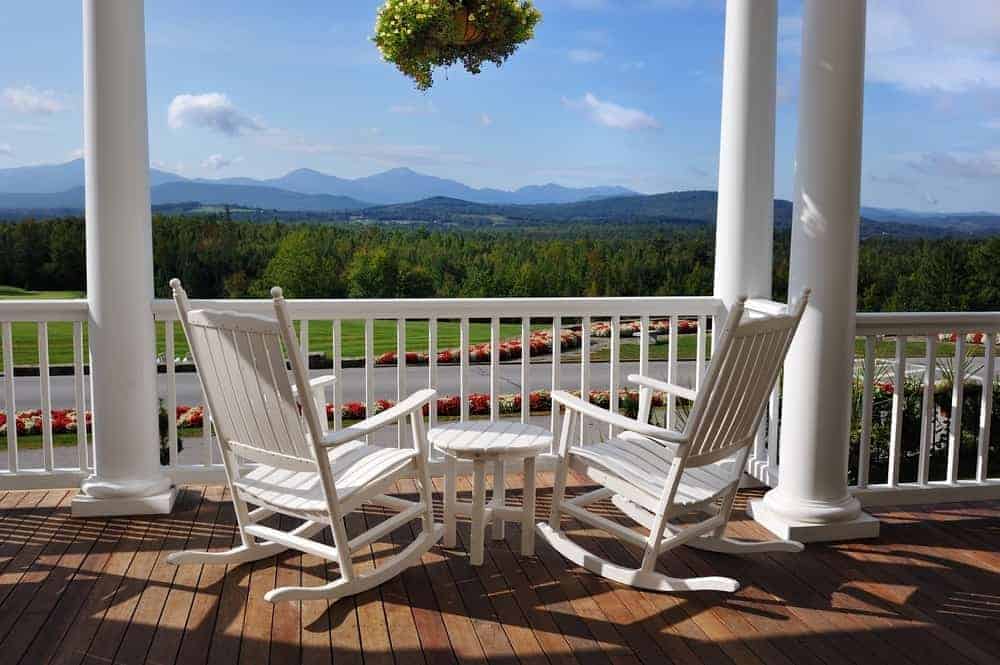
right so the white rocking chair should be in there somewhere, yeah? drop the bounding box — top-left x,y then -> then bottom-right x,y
166,279 -> 443,603
537,290 -> 810,593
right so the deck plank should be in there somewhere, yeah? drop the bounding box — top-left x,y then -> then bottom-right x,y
1,483 -> 999,665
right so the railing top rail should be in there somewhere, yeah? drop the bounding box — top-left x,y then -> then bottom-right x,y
0,299 -> 89,322
151,296 -> 725,320
856,311 -> 1000,336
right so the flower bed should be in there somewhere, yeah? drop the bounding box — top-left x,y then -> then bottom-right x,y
0,388 -> 668,437
590,318 -> 698,338
936,332 -> 999,345
375,328 -> 581,366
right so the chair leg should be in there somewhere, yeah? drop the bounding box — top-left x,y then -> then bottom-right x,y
470,459 -> 487,566
444,455 -> 457,547
520,456 -> 536,556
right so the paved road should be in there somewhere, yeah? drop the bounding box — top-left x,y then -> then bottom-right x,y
8,360 -> 700,410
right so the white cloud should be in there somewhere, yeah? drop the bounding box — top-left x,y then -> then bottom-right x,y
865,0 -> 1000,93
1,85 -> 65,115
0,143 -> 13,158
201,153 -> 242,171
479,113 -> 493,127
68,147 -> 84,160
907,149 -> 1000,180
389,101 -> 436,114
568,48 -> 604,64
563,92 -> 660,131
167,93 -> 265,136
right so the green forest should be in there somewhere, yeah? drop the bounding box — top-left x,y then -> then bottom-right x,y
1,215 -> 999,311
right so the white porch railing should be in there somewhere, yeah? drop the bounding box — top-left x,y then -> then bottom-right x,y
2,298 -> 997,505
1,296 -> 724,487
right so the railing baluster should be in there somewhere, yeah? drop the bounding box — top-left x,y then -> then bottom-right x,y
858,336 -> 876,489
609,315 -> 620,437
397,317 -> 407,447
299,319 -> 309,361
365,318 -> 374,444
165,319 -> 178,467
766,380 -> 780,482
637,315 -> 651,425
918,334 -> 937,485
521,317 -> 530,425
977,332 -> 995,482
551,316 -> 561,437
490,317 -> 500,422
667,315 -> 678,430
332,319 -> 343,432
38,322 -> 53,471
888,335 -> 907,486
73,321 -> 88,471
579,315 -> 590,442
460,318 -> 469,422
947,334 -> 965,483
3,321 -> 18,472
695,315 -> 706,392
428,317 -> 438,429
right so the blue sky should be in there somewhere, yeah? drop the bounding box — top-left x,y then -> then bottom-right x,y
1,0 -> 998,211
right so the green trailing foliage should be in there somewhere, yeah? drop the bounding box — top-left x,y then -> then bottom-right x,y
373,0 -> 541,90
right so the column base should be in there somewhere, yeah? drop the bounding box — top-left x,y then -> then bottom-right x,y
72,485 -> 177,518
748,498 -> 879,543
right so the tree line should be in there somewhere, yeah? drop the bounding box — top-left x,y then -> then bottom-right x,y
0,215 -> 998,311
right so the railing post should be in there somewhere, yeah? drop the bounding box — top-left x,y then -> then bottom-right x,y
713,0 -> 777,309
750,0 -> 879,542
72,0 -> 175,517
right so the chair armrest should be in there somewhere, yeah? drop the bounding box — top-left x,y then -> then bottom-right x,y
320,388 -> 437,447
551,390 -> 687,444
627,374 -> 697,401
291,374 -> 336,399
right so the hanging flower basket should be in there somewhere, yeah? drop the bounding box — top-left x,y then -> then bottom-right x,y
373,0 -> 542,90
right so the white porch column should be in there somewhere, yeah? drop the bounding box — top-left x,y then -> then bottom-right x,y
73,0 -> 175,517
750,0 -> 878,542
713,0 -> 777,308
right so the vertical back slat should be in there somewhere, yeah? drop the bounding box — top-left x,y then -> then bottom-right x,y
2,322 -> 17,472
491,317 -> 500,422
299,319 -> 309,361
428,317 -> 438,429
887,336 -> 907,486
332,319 -> 343,432
551,316 -> 561,437
263,330 -> 310,457
579,315 -> 590,442
165,320 -> 178,467
947,334 -> 965,483
918,334 -> 937,485
38,322 -> 53,471
460,317 -> 470,422
521,317 -> 530,425
858,335 -> 876,488
397,318 -> 407,448
245,329 -> 293,455
977,332 -> 995,482
73,321 -> 89,471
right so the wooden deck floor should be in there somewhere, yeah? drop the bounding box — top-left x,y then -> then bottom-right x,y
1,473 -> 998,665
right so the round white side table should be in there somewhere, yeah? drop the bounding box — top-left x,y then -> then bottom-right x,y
429,421 -> 552,565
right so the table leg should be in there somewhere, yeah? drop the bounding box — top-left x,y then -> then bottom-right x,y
444,455 -> 457,548
491,458 -> 506,540
521,456 -> 536,556
471,459 -> 487,566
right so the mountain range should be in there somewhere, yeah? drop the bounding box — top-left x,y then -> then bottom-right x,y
0,159 -> 636,208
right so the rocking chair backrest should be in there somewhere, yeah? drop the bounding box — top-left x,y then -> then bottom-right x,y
170,279 -> 316,471
682,290 -> 809,467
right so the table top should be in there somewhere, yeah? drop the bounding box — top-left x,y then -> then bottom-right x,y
429,421 -> 552,459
